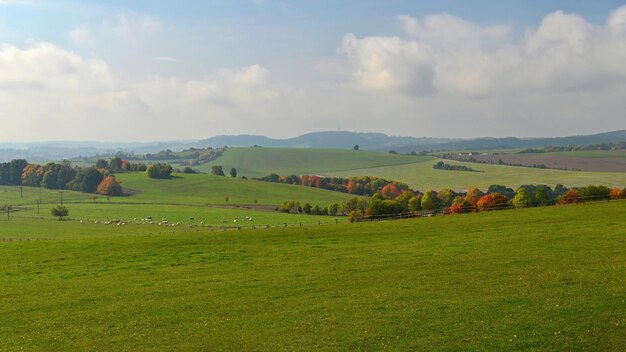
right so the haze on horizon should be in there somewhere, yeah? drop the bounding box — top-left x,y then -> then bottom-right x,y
1,0 -> 626,143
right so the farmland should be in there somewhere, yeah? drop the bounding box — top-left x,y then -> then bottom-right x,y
196,147 -> 425,177
1,201 -> 624,350
447,150 -> 626,172
193,148 -> 626,191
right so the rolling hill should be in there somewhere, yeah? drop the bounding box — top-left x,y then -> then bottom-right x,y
1,201 -> 624,350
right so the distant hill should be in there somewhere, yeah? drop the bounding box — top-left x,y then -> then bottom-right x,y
398,130 -> 626,152
199,131 -> 451,150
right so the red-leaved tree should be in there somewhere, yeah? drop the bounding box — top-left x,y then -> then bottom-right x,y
476,193 -> 509,211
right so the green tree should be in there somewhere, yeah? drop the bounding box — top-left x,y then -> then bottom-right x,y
211,165 -> 225,176
50,205 -> 69,221
95,159 -> 109,169
421,191 -> 441,210
512,188 -> 532,208
229,168 -> 237,178
328,203 -> 340,216
408,196 -> 421,211
353,145 -> 359,150
109,156 -> 123,172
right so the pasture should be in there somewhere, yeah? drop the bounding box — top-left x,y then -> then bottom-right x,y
331,158 -> 626,191
196,147 -> 425,177
0,172 -> 355,207
454,150 -> 626,172
193,147 -> 626,191
1,201 -> 624,350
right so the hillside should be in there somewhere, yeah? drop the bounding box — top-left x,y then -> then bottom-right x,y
199,131 -> 450,150
331,158 -> 626,191
113,172 -> 354,205
197,147 -> 428,177
196,148 -> 626,190
1,202 -> 624,350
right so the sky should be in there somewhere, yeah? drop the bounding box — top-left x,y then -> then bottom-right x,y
1,0 -> 626,142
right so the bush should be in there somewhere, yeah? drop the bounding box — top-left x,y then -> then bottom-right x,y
50,205 -> 69,220
146,163 -> 173,179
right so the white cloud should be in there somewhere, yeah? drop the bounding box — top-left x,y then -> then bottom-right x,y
342,7 -> 626,97
69,25 -> 95,45
0,42 -> 278,141
154,56 -> 177,62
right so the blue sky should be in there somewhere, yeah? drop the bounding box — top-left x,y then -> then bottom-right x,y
1,1 -> 625,141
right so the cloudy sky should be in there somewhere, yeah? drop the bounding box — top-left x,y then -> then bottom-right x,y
1,0 -> 625,142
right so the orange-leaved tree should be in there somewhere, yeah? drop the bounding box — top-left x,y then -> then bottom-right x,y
559,189 -> 580,204
476,192 -> 509,211
97,175 -> 123,196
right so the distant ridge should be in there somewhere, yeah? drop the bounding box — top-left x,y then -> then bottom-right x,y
200,130 -> 626,152
199,131 -> 451,150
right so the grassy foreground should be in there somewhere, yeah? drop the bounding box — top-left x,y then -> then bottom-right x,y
1,202 -> 625,351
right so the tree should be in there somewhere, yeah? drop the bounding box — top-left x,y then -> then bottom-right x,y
50,205 -> 69,221
579,185 -> 611,201
182,167 -> 194,174
353,145 -> 359,150
146,163 -> 173,179
97,175 -> 123,196
487,185 -> 515,199
512,188 -> 532,208
421,191 -> 441,210
610,187 -> 623,200
211,165 -> 225,176
408,196 -> 421,212
464,187 -> 483,209
380,184 -> 400,198
229,168 -> 237,178
559,189 -> 580,204
109,156 -> 123,172
95,159 -> 109,169
477,193 -> 509,211
328,203 -> 340,216
68,168 -> 104,193
438,188 -> 456,206
302,203 -> 312,214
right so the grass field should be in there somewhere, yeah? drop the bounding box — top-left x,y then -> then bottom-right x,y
196,147 -> 626,191
331,158 -> 626,191
1,201 -> 624,350
197,147 -> 426,177
0,172 -> 355,207
2,203 -> 342,238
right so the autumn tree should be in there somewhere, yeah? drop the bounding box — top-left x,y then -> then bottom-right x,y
464,187 -> 483,209
380,184 -> 400,198
477,193 -> 509,211
610,187 -> 623,200
97,175 -> 123,196
559,189 -> 580,204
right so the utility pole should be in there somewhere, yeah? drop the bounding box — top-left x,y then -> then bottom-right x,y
37,200 -> 40,215
39,187 -> 42,203
20,186 -> 23,198
60,191 -> 63,205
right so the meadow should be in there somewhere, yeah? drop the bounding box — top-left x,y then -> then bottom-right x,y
0,172 -> 355,207
192,147 -> 626,191
196,147 -> 425,177
1,201 -> 624,351
331,158 -> 626,191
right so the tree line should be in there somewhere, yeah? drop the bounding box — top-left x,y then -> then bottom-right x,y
0,157 -> 148,196
278,183 -> 626,220
255,173 -> 411,197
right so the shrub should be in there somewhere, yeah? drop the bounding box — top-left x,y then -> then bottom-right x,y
146,163 -> 173,179
50,205 -> 69,221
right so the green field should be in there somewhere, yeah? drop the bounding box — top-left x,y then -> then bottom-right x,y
3,203 -> 342,238
1,202 -> 624,350
331,158 -> 626,191
196,148 -> 626,191
197,147 -> 426,177
0,172 -> 355,207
